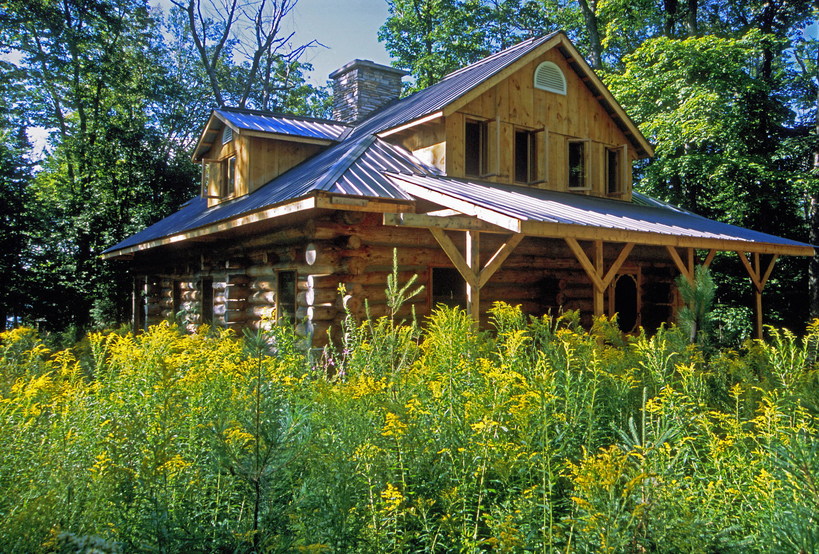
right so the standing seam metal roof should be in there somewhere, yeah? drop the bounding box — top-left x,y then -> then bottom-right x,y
215,109 -> 350,141
385,173 -> 813,250
103,138 -> 439,253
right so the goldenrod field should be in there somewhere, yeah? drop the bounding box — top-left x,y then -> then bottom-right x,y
1,304 -> 817,552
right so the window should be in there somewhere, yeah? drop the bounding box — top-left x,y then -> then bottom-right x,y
200,277 -> 213,324
514,129 -> 537,183
568,140 -> 589,190
606,146 -> 627,195
201,162 -> 211,197
464,119 -> 488,177
612,274 -> 639,332
222,156 -> 236,198
277,270 -> 297,325
534,61 -> 566,95
172,280 -> 182,319
431,267 -> 466,309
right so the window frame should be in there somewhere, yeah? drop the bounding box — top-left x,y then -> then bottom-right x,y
567,138 -> 591,191
276,269 -> 297,326
200,277 -> 214,325
464,118 -> 489,178
605,144 -> 628,196
222,156 -> 236,198
514,128 -> 539,184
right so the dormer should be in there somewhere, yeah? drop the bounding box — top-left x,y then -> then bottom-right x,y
192,108 -> 350,207
377,33 -> 652,201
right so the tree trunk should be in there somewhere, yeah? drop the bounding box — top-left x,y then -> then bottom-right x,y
685,0 -> 698,36
577,0 -> 603,69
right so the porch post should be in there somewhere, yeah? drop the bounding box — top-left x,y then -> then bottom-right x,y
737,251 -> 779,339
466,230 -> 480,321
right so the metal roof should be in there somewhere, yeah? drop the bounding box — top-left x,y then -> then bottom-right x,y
385,173 -> 813,253
103,137 -> 438,254
216,108 -> 350,141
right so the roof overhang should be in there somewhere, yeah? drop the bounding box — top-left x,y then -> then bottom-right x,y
102,191 -> 414,260
384,173 -> 814,257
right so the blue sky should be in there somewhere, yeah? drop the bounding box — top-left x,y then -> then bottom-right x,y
284,0 -> 394,85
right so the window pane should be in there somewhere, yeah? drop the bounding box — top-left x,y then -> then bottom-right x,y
201,278 -> 213,324
607,148 -> 620,194
568,142 -> 585,189
277,270 -> 297,325
465,120 -> 486,176
515,130 -> 530,182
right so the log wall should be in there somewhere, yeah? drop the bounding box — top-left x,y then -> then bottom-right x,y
132,212 -> 681,347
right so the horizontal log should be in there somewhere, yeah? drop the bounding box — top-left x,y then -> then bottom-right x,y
249,290 -> 277,305
308,304 -> 338,321
301,288 -> 339,306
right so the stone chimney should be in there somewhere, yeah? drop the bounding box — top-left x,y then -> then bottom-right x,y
330,60 -> 407,124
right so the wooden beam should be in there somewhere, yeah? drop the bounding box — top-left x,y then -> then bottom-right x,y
737,252 -> 779,340
666,246 -> 693,283
394,179 -> 523,232
593,240 -> 604,316
479,234 -> 525,287
466,230 -> 480,320
429,228 -> 478,288
760,254 -> 779,288
565,238 -> 605,292
702,249 -> 716,269
601,242 -> 635,289
383,212 -> 508,233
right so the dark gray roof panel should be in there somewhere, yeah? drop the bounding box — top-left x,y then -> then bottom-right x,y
387,173 -> 812,249
217,109 -> 350,141
349,33 -> 559,138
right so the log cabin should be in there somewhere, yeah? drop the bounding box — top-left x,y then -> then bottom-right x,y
103,32 -> 814,345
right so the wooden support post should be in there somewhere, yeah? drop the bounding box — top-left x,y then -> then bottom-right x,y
593,240 -> 604,316
430,228 -> 523,322
737,251 -> 779,339
466,230 -> 480,321
565,238 -> 634,318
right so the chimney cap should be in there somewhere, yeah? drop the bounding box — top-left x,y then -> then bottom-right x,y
329,59 -> 408,80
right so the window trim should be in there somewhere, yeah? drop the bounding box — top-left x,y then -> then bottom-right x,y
222,156 -> 236,198
276,269 -> 298,326
514,127 -> 544,184
464,118 -> 489,177
605,144 -> 628,196
567,138 -> 591,190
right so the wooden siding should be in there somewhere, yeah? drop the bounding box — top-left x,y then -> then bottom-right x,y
446,47 -> 635,199
200,128 -> 323,207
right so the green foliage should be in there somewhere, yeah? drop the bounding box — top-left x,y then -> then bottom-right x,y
675,265 -> 716,343
3,308 -> 819,551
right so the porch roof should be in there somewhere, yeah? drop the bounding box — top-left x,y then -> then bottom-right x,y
384,173 -> 815,257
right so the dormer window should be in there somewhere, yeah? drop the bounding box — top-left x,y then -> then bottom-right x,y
568,139 -> 590,190
514,129 -> 537,183
534,62 -> 566,95
464,119 -> 488,177
223,156 -> 236,198
606,145 -> 627,195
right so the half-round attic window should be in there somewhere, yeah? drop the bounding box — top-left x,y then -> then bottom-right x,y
534,61 -> 566,95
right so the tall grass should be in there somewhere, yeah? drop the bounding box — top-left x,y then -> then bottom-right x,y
1,307 -> 818,552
